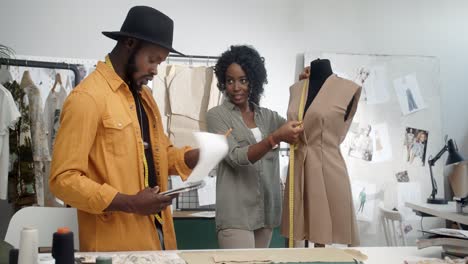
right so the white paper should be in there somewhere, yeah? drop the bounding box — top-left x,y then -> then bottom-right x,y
393,74 -> 427,116
186,132 -> 228,183
197,176 -> 216,206
352,181 -> 377,222
190,211 -> 216,218
370,123 -> 392,163
397,182 -> 421,220
362,65 -> 390,105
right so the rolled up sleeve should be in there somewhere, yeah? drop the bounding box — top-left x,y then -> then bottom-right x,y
166,140 -> 193,181
49,91 -> 118,214
206,110 -> 252,168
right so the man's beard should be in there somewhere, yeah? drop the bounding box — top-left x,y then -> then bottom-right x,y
125,49 -> 140,91
125,47 -> 154,92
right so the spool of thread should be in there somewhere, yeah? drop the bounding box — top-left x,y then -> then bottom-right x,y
51,227 -> 74,264
8,248 -> 18,264
96,256 -> 112,264
18,227 -> 38,264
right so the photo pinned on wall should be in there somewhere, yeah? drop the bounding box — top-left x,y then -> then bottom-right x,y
393,74 -> 427,116
370,123 -> 392,163
348,123 -> 374,162
357,65 -> 390,105
395,170 -> 410,182
403,127 -> 429,166
351,181 -> 378,222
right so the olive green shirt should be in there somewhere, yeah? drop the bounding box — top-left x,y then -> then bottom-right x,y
206,100 -> 286,231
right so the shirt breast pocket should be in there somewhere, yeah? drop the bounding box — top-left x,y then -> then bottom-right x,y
232,132 -> 250,148
102,115 -> 133,156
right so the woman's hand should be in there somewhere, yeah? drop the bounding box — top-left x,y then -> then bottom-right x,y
272,121 -> 304,144
299,66 -> 310,81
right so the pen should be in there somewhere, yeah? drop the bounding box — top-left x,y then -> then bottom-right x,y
224,128 -> 233,137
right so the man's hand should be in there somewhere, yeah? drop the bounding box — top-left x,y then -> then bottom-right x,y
105,186 -> 177,215
184,149 -> 199,169
129,187 -> 176,215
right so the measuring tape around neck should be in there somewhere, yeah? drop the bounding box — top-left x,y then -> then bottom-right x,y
288,79 -> 308,248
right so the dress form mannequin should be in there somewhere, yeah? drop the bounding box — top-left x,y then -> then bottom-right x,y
281,59 -> 362,248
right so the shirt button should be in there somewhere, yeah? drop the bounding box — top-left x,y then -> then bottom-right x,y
130,105 -> 134,109
118,123 -> 122,127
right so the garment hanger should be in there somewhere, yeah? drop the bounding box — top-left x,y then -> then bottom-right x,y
51,73 -> 62,92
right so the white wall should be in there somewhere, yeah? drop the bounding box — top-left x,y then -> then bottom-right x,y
1,0 -> 467,245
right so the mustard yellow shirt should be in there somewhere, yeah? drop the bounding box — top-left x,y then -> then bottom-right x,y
49,61 -> 192,251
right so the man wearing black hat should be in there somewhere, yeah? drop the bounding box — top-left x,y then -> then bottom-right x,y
49,6 -> 199,251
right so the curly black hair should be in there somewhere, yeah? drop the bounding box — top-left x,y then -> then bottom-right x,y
214,45 -> 267,106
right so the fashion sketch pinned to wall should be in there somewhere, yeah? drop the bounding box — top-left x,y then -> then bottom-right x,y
404,127 -> 429,166
358,65 -> 390,105
397,182 -> 421,220
370,123 -> 392,163
351,181 -> 378,222
347,122 -> 374,162
393,74 -> 427,116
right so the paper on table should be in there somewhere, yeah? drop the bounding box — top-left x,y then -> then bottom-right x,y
198,176 -> 216,206
190,211 -> 216,218
186,132 -> 228,183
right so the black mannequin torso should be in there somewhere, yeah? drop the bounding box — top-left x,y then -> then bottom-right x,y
305,59 -> 354,120
304,59 -> 333,115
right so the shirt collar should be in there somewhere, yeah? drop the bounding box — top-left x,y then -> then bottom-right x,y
223,98 -> 260,112
95,61 -> 127,92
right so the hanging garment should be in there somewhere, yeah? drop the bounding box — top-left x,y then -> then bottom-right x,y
281,75 -> 361,246
4,80 -> 36,205
0,84 -> 21,200
44,84 -> 67,153
20,71 -> 52,206
165,65 -> 222,147
0,66 -> 13,85
152,64 -> 170,133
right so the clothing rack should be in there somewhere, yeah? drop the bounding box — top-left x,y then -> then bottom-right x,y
168,54 -> 220,60
167,54 -> 220,66
0,58 -> 82,87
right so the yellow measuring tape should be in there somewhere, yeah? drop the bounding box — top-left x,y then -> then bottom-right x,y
288,79 -> 308,248
105,55 -> 163,225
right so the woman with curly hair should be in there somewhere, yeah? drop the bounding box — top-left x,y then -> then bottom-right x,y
206,45 -> 303,248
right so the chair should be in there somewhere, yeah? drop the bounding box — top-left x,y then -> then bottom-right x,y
5,207 -> 79,250
379,205 -> 407,246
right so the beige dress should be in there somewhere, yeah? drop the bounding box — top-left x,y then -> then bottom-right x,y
281,74 -> 361,246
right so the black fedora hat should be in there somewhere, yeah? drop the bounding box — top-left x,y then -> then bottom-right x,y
102,6 -> 184,55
